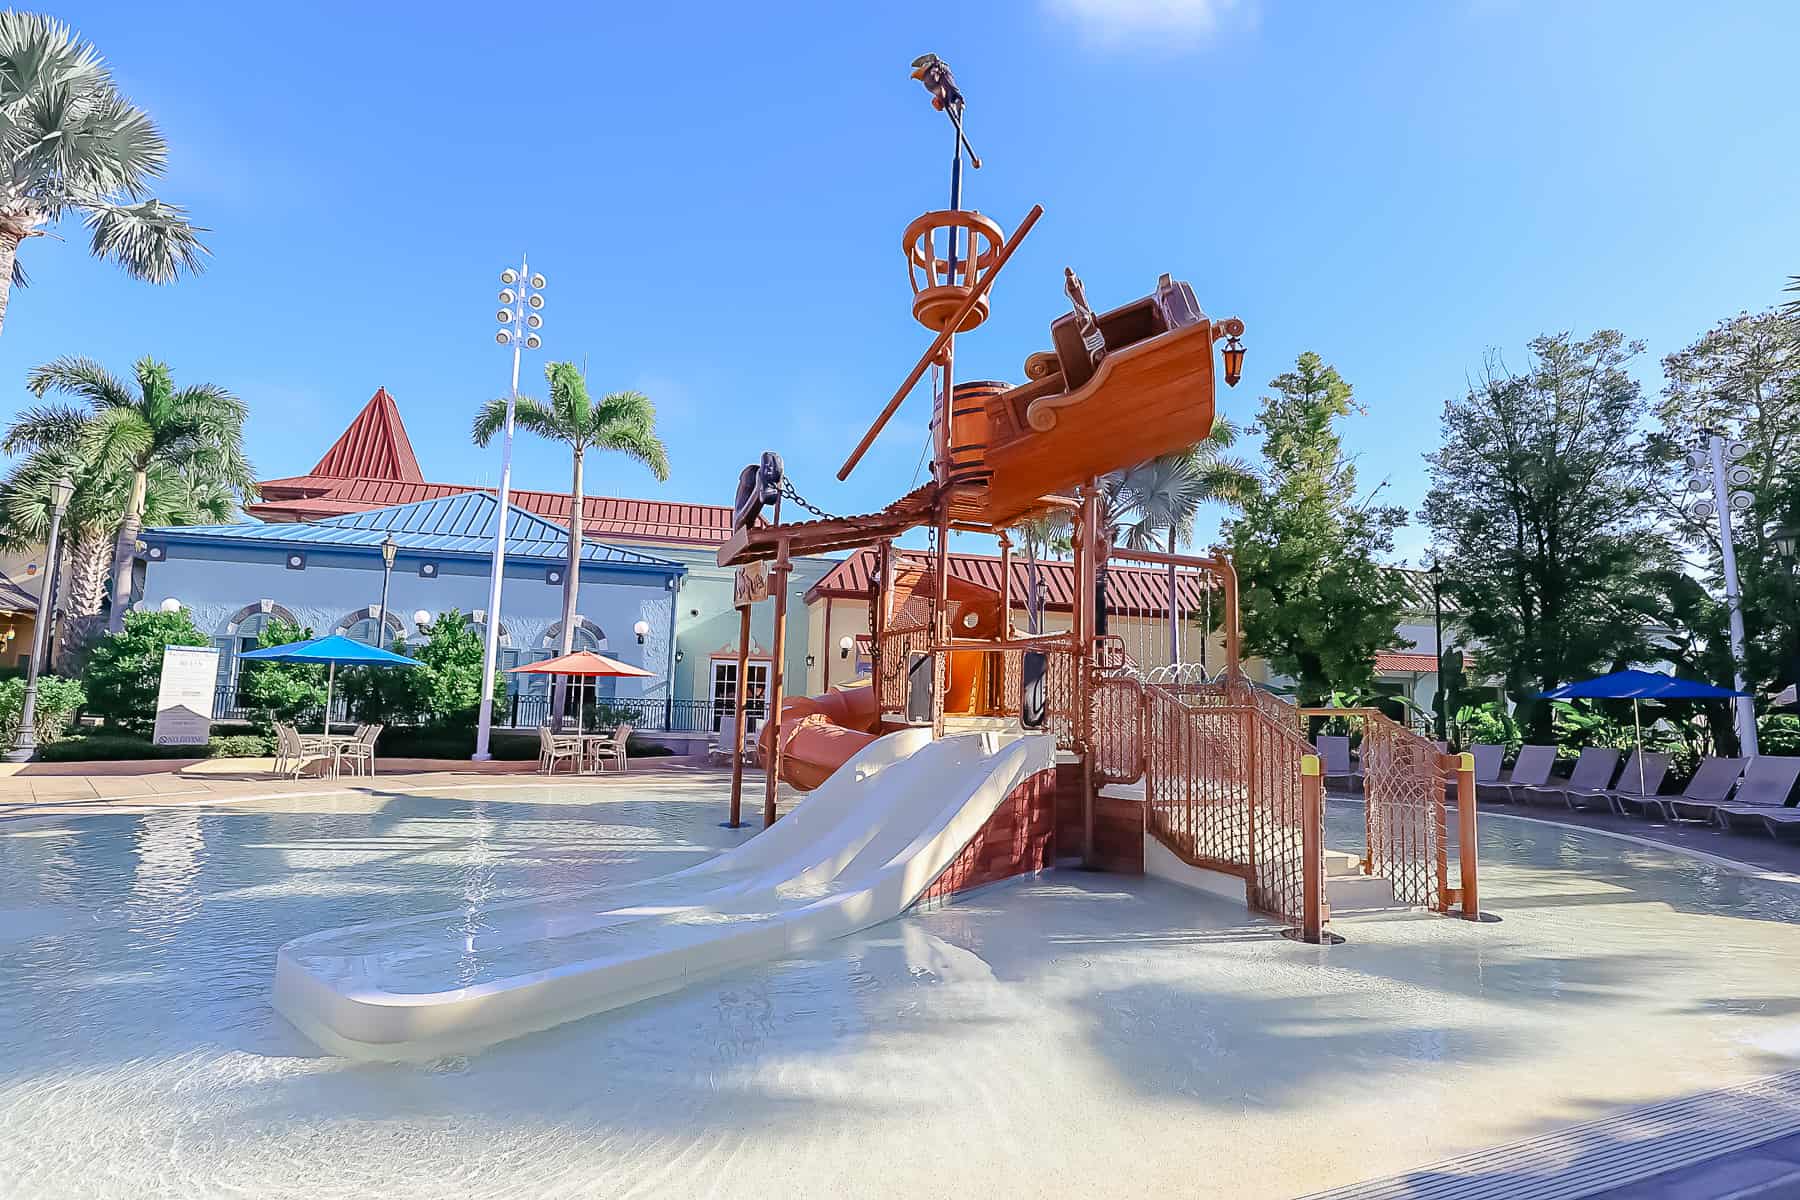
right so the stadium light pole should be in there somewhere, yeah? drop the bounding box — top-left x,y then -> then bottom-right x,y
474,257 -> 545,760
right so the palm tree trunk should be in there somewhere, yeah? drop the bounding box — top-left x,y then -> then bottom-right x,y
66,532 -> 111,617
1167,525 -> 1180,666
106,469 -> 148,633
0,232 -> 20,338
550,447 -> 585,731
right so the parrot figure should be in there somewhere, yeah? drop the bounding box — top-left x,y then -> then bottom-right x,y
910,54 -> 964,118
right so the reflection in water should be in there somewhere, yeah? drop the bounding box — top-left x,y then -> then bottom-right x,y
128,811 -> 205,939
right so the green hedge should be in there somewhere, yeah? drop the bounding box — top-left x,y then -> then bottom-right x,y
37,732 -> 275,762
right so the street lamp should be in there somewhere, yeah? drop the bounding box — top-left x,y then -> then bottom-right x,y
377,533 -> 398,648
7,476 -> 73,763
474,258 -> 547,761
1774,522 -> 1799,563
1428,559 -> 1447,743
1687,433 -> 1758,754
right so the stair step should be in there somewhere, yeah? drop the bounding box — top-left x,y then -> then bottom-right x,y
1324,850 -> 1363,878
1326,872 -> 1399,912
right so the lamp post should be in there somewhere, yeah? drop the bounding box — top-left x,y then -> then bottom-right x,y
1775,521 -> 1800,710
1688,433 -> 1758,755
7,476 -> 73,763
475,258 -> 546,760
1429,559 -> 1447,743
377,533 -> 398,648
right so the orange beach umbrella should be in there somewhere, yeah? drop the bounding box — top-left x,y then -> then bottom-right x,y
509,650 -> 654,730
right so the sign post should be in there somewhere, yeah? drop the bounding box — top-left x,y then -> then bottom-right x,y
152,645 -> 220,749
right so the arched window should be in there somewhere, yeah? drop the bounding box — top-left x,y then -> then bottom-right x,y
468,611 -> 520,675
217,601 -> 298,700
542,617 -> 606,653
334,605 -> 406,647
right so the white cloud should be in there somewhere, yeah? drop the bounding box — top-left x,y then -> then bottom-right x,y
1043,0 -> 1248,47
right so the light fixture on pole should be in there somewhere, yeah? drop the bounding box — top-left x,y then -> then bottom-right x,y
1687,432 -> 1758,754
474,258 -> 546,761
377,533 -> 398,648
7,476 -> 74,763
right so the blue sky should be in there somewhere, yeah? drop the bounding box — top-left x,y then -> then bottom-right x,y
8,1 -> 1798,563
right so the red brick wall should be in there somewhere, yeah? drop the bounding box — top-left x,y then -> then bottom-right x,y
1053,761 -> 1144,875
920,768 -> 1059,902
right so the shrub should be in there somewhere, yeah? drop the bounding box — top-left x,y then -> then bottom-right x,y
0,675 -> 86,746
345,608 -> 507,732
1453,700 -> 1520,755
238,618 -> 327,728
35,732 -> 274,762
80,610 -> 210,733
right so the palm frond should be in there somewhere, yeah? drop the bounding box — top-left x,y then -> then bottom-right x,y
83,198 -> 208,283
77,403 -> 153,470
1,401 -> 87,453
25,354 -> 134,406
594,422 -> 672,481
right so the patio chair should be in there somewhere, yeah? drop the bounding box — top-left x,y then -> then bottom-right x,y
1479,744 -> 1557,805
1622,757 -> 1746,823
537,724 -> 582,776
274,723 -> 335,780
588,724 -> 633,773
339,723 -> 383,777
1315,734 -> 1361,792
1518,746 -> 1621,808
1707,756 -> 1800,834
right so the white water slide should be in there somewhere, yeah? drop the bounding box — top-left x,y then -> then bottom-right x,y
273,729 -> 1055,1060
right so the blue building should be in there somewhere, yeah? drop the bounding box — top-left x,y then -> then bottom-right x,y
140,492 -> 688,728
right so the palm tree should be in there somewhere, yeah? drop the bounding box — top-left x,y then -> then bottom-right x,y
0,14 -> 207,336
473,362 -> 670,727
1108,418 -> 1257,664
10,356 -> 253,632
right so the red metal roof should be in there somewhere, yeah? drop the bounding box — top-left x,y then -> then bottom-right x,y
251,389 -> 735,546
1374,650 -> 1473,673
806,546 -> 1215,617
306,388 -> 423,482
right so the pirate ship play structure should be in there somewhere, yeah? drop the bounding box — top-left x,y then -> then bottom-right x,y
269,58 -> 1481,1060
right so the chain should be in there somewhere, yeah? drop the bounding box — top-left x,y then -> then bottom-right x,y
778,478 -> 842,522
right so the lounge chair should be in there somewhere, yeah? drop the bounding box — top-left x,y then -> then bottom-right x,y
1315,734 -> 1361,792
1518,746 -> 1620,808
1567,749 -> 1670,813
1445,744 -> 1503,804
1479,744 -> 1556,804
1622,757 -> 1746,823
537,725 -> 582,775
1707,756 -> 1800,833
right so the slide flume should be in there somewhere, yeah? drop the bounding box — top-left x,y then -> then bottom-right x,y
272,728 -> 1054,1060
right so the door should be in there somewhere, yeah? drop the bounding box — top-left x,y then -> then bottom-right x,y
712,659 -> 770,733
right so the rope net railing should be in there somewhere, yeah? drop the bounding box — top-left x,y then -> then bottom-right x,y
1299,707 -> 1454,911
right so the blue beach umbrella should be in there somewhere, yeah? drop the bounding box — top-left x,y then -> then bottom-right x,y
237,633 -> 419,734
1539,669 -> 1747,793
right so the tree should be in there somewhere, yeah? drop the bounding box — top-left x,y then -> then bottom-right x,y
411,608 -> 506,730
1422,331 -> 1668,741
12,356 -> 253,633
0,13 -> 207,336
238,617 -> 327,728
472,363 -> 669,725
80,607 -> 207,732
1225,352 -> 1409,704
1653,308 -> 1800,717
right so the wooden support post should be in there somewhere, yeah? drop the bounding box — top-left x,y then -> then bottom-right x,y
1457,750 -> 1480,920
1300,753 -> 1324,944
728,603 -> 751,828
1076,479 -> 1101,868
997,530 -> 1013,634
874,539 -> 893,716
763,540 -> 791,828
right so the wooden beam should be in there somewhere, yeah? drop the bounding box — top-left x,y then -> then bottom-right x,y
764,537 -> 791,828
837,204 -> 1045,482
728,603 -> 750,828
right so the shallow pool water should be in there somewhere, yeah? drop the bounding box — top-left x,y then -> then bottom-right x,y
2,782 -> 1798,1199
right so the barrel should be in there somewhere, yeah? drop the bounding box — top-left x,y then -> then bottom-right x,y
945,379 -> 1004,487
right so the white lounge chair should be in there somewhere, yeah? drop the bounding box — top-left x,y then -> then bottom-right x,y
537,725 -> 582,775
